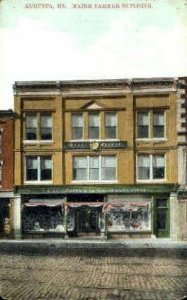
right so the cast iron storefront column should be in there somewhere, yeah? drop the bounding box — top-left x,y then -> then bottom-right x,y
13,195 -> 22,239
64,202 -> 68,239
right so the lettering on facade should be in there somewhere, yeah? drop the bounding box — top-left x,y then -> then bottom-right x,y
64,141 -> 127,151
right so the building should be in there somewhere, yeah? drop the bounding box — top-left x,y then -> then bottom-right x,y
13,78 -> 186,239
0,110 -> 15,237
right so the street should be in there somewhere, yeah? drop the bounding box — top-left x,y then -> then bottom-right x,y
0,250 -> 187,300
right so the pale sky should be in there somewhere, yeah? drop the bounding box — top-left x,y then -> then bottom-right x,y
0,0 -> 187,109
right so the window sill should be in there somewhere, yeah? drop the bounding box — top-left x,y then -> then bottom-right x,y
71,180 -> 118,184
136,138 -> 168,142
69,139 -> 120,142
24,181 -> 53,185
23,140 -> 54,144
136,179 -> 167,183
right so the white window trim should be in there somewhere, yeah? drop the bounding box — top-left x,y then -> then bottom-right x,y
25,113 -> 53,142
105,112 -> 118,140
73,155 -> 117,182
24,156 -> 53,183
136,154 -> 166,182
23,140 -> 54,144
136,110 -> 166,141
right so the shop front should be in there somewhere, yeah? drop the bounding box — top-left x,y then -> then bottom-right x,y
16,184 -> 177,239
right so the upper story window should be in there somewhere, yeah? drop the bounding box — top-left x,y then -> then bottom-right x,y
105,113 -> 117,139
137,111 -> 165,139
88,113 -> 100,139
25,114 -> 53,141
71,112 -> 117,140
25,156 -> 52,182
73,155 -> 117,182
72,113 -> 83,140
137,154 -> 165,181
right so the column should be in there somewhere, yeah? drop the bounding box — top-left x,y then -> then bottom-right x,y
64,202 -> 68,239
170,192 -> 179,240
13,195 -> 22,239
103,195 -> 108,239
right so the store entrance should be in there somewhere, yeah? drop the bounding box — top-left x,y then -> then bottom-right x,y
76,206 -> 100,234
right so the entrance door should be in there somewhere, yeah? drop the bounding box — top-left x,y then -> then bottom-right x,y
77,207 -> 100,234
154,198 -> 170,238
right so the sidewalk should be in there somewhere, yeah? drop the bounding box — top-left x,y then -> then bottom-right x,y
0,238 -> 187,257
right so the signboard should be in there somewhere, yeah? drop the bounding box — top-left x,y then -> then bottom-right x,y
63,141 -> 127,151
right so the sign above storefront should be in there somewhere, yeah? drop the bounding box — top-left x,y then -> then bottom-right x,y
16,184 -> 177,195
63,141 -> 127,151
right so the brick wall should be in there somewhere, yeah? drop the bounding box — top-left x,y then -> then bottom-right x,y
0,112 -> 14,191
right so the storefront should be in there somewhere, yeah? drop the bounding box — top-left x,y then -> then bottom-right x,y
16,184 -> 178,239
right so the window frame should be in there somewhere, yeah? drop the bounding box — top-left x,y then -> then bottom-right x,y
24,113 -> 53,143
137,154 -> 166,182
137,110 -> 166,140
73,155 -> 117,182
71,113 -> 84,140
105,112 -> 117,139
70,111 -> 118,141
25,155 -> 53,184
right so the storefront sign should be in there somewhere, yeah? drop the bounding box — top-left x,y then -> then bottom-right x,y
16,184 -> 177,195
63,141 -> 127,151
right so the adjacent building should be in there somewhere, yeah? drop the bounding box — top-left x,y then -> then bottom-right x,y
13,78 -> 187,239
0,110 -> 14,237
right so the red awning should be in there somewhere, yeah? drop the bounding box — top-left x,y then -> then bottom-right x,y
24,200 -> 64,207
103,202 -> 150,212
65,202 -> 104,208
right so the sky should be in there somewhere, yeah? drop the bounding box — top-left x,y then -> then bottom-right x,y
0,0 -> 187,109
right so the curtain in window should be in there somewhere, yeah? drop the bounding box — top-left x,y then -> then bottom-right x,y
106,114 -> 116,126
26,115 -> 37,128
90,157 -> 99,168
27,157 -> 38,169
89,114 -> 99,126
41,115 -> 52,128
153,112 -> 164,125
102,156 -> 116,167
138,155 -> 150,167
72,114 -> 83,127
138,112 -> 148,125
153,156 -> 164,167
41,157 -> 52,169
74,157 -> 87,168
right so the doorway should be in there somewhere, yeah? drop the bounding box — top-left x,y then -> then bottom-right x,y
154,198 -> 170,238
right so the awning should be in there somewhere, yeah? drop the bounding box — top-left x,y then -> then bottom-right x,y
24,199 -> 64,207
103,201 -> 150,212
65,202 -> 104,208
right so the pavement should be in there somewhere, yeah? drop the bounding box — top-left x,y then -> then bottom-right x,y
0,248 -> 187,299
0,238 -> 187,256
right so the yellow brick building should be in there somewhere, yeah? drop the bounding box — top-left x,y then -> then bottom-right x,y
13,78 -> 185,239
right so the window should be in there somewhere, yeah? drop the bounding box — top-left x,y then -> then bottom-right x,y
40,115 -> 53,140
72,114 -> 83,140
26,156 -> 52,182
71,111 -> 118,140
153,112 -> 165,138
101,156 -> 116,180
73,156 -> 116,181
26,115 -> 37,140
137,112 -> 149,138
0,160 -> 3,182
105,113 -> 117,139
137,110 -> 165,139
137,154 -> 165,181
89,113 -> 99,139
25,114 -> 53,141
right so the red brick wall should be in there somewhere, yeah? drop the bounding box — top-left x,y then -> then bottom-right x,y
0,116 -> 14,191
